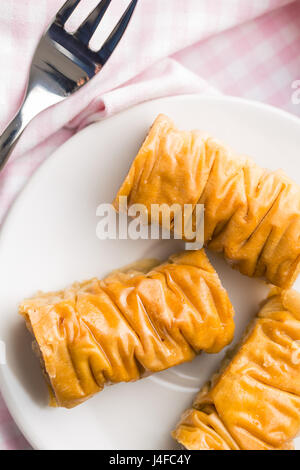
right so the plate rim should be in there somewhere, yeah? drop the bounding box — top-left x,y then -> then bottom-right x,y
0,93 -> 299,450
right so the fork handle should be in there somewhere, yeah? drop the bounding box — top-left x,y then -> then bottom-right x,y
0,84 -> 62,172
0,110 -> 25,171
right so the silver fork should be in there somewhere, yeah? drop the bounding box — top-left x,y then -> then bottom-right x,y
0,0 -> 138,172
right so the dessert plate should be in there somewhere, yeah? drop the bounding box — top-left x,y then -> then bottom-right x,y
0,95 -> 299,450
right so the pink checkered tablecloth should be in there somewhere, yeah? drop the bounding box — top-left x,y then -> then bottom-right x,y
0,0 -> 300,450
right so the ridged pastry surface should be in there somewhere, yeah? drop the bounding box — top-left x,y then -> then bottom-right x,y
114,114 -> 300,288
172,288 -> 300,450
19,250 -> 234,408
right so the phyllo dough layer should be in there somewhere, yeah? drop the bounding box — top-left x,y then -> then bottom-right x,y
113,114 -> 300,288
172,288 -> 300,450
19,250 -> 234,408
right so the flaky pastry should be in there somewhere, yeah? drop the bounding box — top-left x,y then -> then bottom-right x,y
20,250 -> 234,408
172,288 -> 300,450
114,114 -> 300,288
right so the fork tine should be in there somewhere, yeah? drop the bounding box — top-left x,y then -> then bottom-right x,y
56,0 -> 81,26
75,0 -> 112,44
97,0 -> 138,65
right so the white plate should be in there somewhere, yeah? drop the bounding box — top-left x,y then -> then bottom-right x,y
0,95 -> 299,450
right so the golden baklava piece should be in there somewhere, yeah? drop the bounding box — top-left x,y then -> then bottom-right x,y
172,288 -> 300,450
20,250 -> 234,408
114,114 -> 300,288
